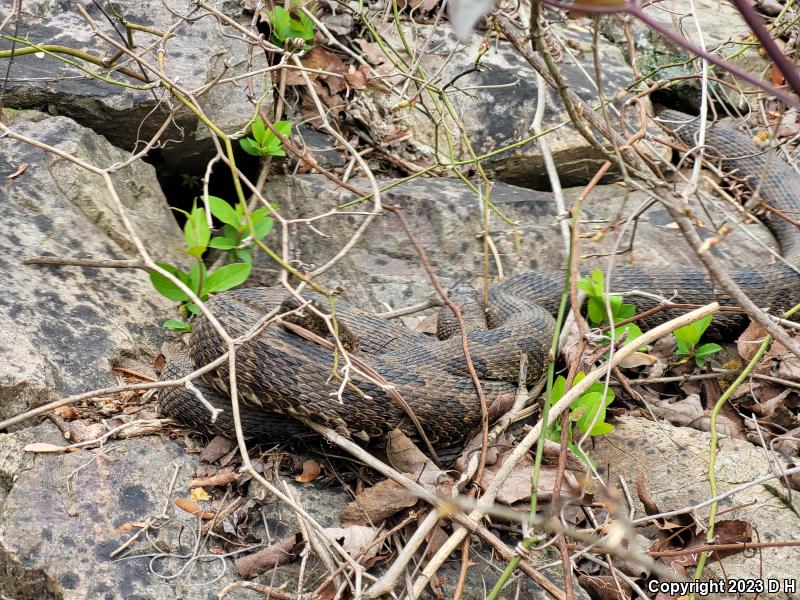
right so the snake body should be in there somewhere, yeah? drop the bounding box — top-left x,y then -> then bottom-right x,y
158,111 -> 800,447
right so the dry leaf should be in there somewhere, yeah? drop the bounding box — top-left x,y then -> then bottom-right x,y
344,65 -> 368,90
341,478 -> 418,524
235,533 -> 298,578
200,435 -> 235,463
5,162 -> 28,180
738,317 -> 768,354
414,313 -> 439,334
618,351 -> 657,369
323,525 -> 380,560
191,487 -> 212,502
175,497 -> 216,519
295,459 -> 321,483
23,442 -> 69,453
386,428 -> 431,473
479,452 -> 573,505
54,406 -> 78,419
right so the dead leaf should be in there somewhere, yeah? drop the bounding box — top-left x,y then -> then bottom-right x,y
618,351 -> 657,369
415,312 -> 439,334
737,322 -> 769,361
23,442 -> 69,453
356,38 -> 387,66
480,453 -> 573,505
53,406 -> 78,419
191,487 -> 212,502
341,478 -> 418,524
579,574 -> 632,600
200,435 -> 236,463
175,497 -> 216,519
5,162 -> 28,180
771,63 -> 785,86
235,533 -> 299,578
344,65 -> 368,90
295,459 -> 321,483
323,525 -> 380,560
189,470 -> 239,489
386,429 -> 431,473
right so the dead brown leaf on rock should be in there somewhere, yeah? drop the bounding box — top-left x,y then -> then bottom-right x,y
578,574 -> 632,600
235,533 -> 299,578
295,458 -> 322,483
386,428 -> 432,473
189,468 -> 239,489
479,450 -> 577,505
175,497 -> 216,520
23,442 -> 71,454
5,162 -> 29,180
341,477 -> 418,524
284,46 -> 346,93
323,525 -> 381,561
200,435 -> 236,463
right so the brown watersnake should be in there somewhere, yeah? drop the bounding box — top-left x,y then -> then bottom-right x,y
158,111 -> 800,448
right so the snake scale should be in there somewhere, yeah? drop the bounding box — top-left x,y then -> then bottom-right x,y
158,111 -> 800,448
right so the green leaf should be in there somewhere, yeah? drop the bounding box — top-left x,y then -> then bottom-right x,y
676,340 -> 692,355
576,278 -> 595,295
206,195 -> 241,229
209,236 -> 240,250
234,248 -> 254,263
183,302 -> 200,315
252,215 -> 273,239
675,315 -> 713,347
695,343 -> 722,358
274,120 -> 292,138
149,262 -> 190,302
183,205 -> 211,257
695,355 -> 707,368
587,297 -> 605,325
271,6 -> 292,40
607,295 -> 623,316
589,422 -> 614,435
615,303 -> 636,320
204,263 -> 252,294
188,260 -> 207,295
251,117 -> 267,145
551,375 -> 567,404
240,137 -> 264,156
163,319 -> 192,332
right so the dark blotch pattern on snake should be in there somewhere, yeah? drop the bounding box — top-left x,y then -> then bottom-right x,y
158,111 -> 800,448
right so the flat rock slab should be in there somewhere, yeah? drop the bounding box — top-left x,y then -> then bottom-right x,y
593,416 -> 800,598
375,22 -> 646,188
0,1 -> 268,169
602,0 -> 769,109
0,424 -> 580,599
0,111 -> 183,420
256,175 -> 776,311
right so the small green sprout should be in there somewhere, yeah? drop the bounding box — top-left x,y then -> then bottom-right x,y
239,117 -> 291,158
205,195 -> 274,264
673,315 -> 721,367
150,197 -> 271,331
267,5 -> 315,47
546,372 -> 615,465
577,269 -> 643,346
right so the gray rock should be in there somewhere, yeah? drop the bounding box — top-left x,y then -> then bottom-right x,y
0,1 -> 269,170
255,174 -> 777,312
0,423 -> 582,599
0,110 -> 183,421
592,416 -> 800,598
601,0 -> 769,110
0,424 -> 245,600
375,22 -> 644,188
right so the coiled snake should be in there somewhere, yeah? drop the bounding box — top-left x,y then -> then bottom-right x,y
158,111 -> 800,448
